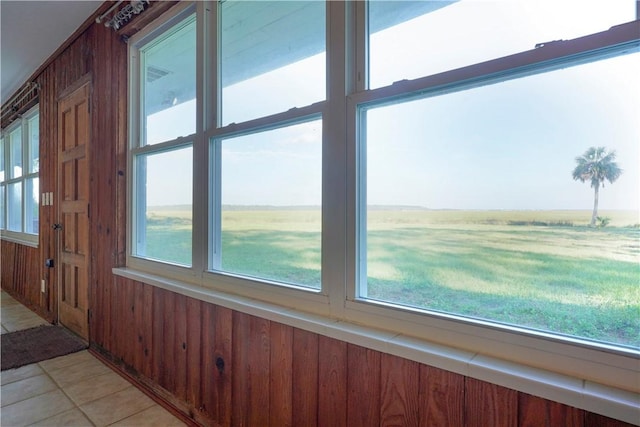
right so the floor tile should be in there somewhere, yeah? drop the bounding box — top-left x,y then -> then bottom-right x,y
1,363 -> 44,386
1,373 -> 58,407
38,350 -> 95,373
1,291 -> 20,307
80,386 -> 155,426
109,405 -> 187,427
1,305 -> 49,332
63,370 -> 131,406
46,356 -> 112,388
0,389 -> 75,426
28,408 -> 95,427
1,294 -> 185,427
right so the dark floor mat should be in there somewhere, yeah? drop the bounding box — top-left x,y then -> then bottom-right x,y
1,325 -> 87,371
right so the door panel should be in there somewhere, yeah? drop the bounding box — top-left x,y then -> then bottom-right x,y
57,82 -> 90,340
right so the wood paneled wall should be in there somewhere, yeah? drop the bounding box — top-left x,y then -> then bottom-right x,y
0,241 -> 46,318
1,3 -> 635,426
92,278 -> 633,427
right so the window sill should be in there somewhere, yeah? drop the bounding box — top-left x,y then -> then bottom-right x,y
0,233 -> 38,248
113,267 -> 639,425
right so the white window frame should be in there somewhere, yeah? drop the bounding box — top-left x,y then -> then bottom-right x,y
119,2 -> 640,422
127,2 -> 197,279
0,105 -> 39,247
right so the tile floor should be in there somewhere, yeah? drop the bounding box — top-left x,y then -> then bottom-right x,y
1,291 -> 187,426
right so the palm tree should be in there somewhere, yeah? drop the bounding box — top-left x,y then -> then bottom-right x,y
572,147 -> 622,227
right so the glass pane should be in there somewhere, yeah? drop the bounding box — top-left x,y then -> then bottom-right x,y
25,177 -> 39,234
142,16 -> 196,145
362,53 -> 640,348
8,182 -> 22,231
220,1 -> 326,125
9,127 -> 22,178
0,137 -> 5,182
135,146 -> 192,266
217,119 -> 322,288
28,114 -> 39,173
0,185 -> 5,229
368,1 -> 636,89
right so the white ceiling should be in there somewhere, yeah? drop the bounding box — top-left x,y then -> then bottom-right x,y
0,0 -> 102,104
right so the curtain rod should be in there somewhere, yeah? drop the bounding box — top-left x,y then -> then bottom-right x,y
95,1 -> 124,24
96,0 -> 150,31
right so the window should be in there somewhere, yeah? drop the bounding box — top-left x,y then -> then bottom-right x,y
359,53 -> 640,349
213,119 -> 322,288
130,1 -> 326,289
210,1 -> 326,287
126,0 -> 639,404
131,10 -> 196,266
367,1 -> 636,89
219,1 -> 326,125
1,106 -> 39,245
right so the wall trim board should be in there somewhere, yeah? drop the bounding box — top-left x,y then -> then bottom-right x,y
89,344 -> 201,427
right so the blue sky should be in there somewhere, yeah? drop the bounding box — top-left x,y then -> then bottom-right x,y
145,1 -> 639,212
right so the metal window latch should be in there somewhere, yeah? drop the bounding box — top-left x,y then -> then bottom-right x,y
535,39 -> 564,49
52,223 -> 63,230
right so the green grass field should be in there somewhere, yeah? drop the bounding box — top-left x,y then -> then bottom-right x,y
142,207 -> 639,348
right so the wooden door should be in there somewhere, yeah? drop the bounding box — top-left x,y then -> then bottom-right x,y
57,82 -> 91,340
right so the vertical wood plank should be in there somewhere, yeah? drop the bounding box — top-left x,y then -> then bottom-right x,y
465,378 -> 517,427
232,312 -> 270,426
292,328 -> 319,427
231,311 -> 249,426
202,303 -> 232,425
201,303 -> 216,421
186,296 -> 202,409
152,287 -> 165,384
270,322 -> 293,427
419,365 -> 464,427
214,305 -> 233,426
518,393 -> 583,427
132,281 -> 145,372
110,277 -> 121,360
347,344 -> 380,426
162,291 -> 176,393
380,353 -> 420,427
141,283 -> 154,379
318,336 -> 347,427
123,278 -> 136,366
174,293 -> 187,402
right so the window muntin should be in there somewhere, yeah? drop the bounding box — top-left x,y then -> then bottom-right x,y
134,145 -> 193,266
368,1 -> 637,89
359,51 -> 640,348
212,119 -> 322,288
220,0 -> 326,125
141,15 -> 196,146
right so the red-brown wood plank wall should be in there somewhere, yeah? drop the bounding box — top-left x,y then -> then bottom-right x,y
92,278 -> 636,427
0,241 -> 43,317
